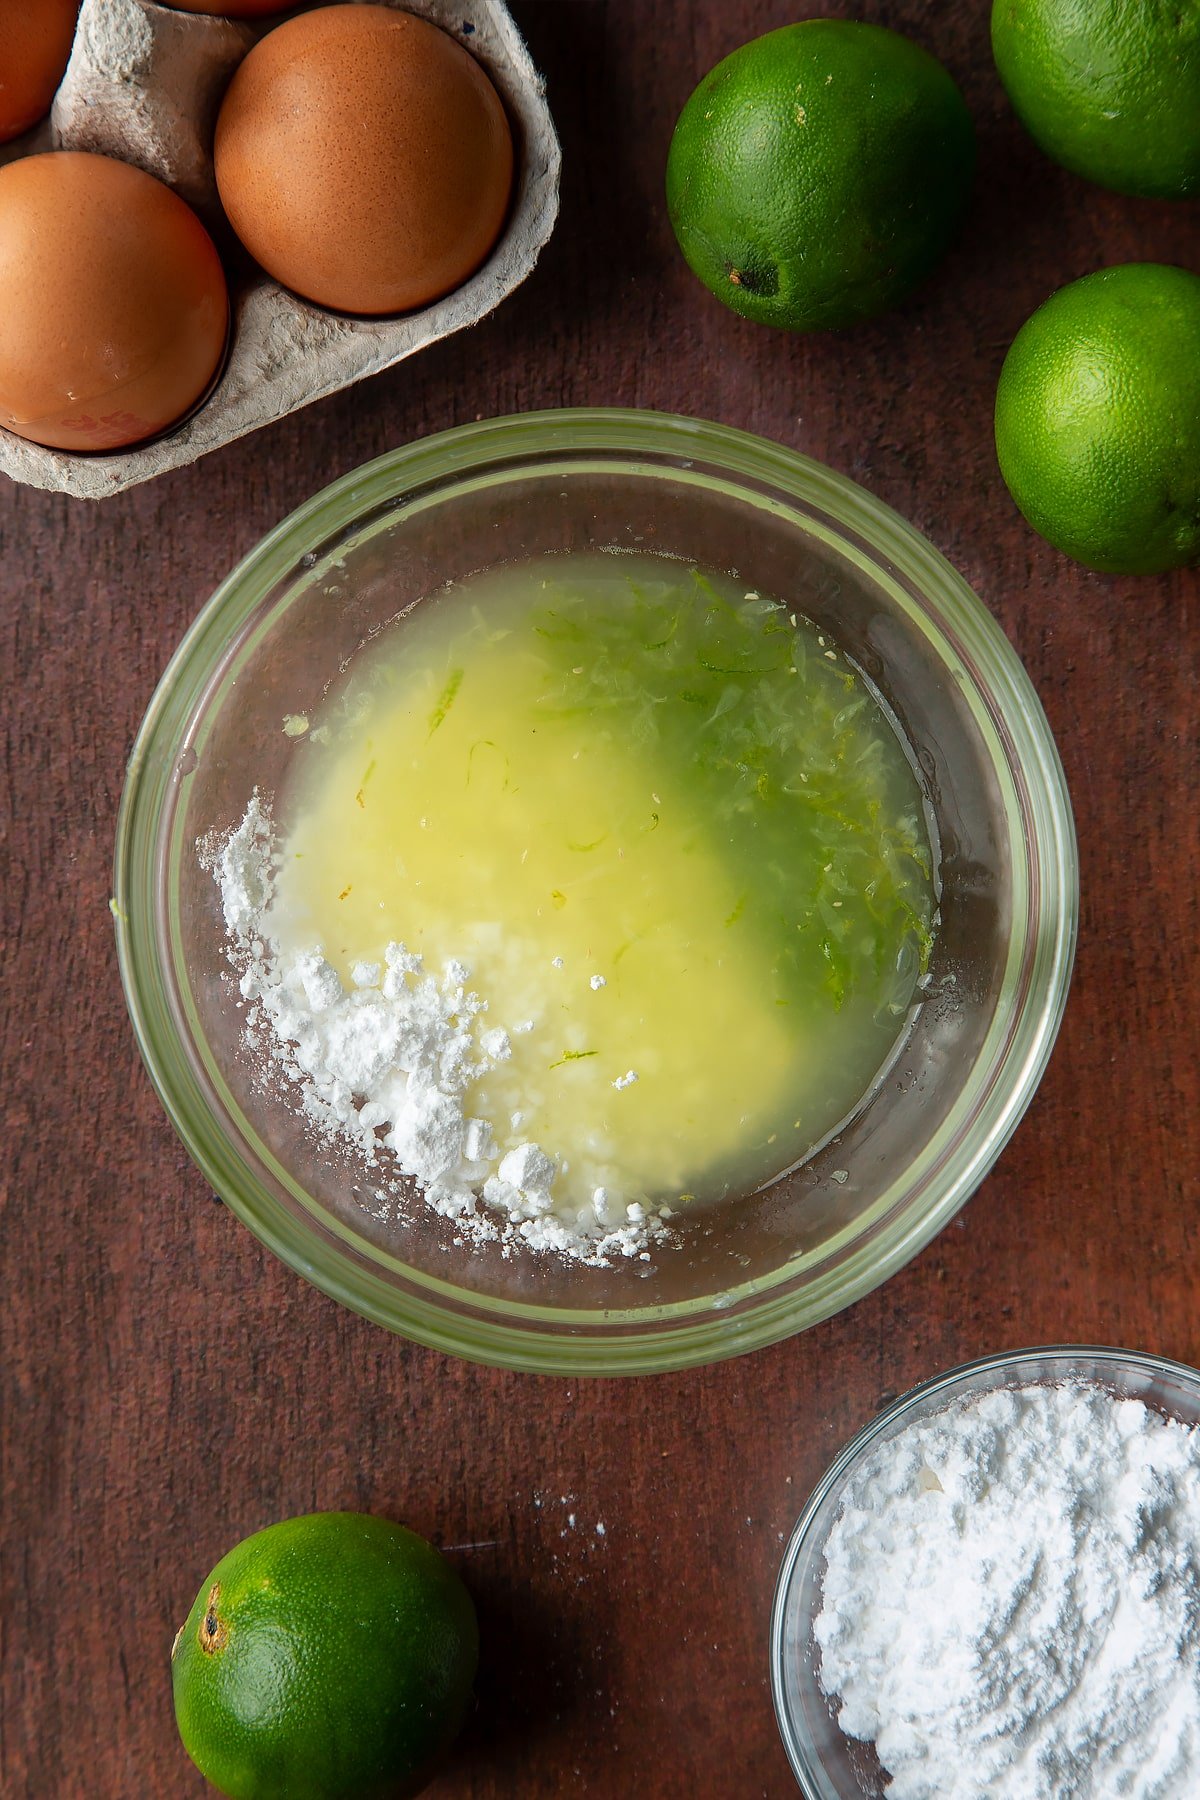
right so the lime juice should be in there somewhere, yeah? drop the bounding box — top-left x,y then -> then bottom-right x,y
269,553 -> 937,1220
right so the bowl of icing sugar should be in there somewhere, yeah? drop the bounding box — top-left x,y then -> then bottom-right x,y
114,410 -> 1076,1374
772,1345 -> 1200,1799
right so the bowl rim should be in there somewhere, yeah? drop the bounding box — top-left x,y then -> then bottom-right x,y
113,407 -> 1079,1374
769,1342 -> 1200,1795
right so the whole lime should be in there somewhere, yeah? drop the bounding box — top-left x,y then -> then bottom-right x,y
665,20 -> 975,332
995,263 -> 1200,574
992,0 -> 1200,199
171,1513 -> 479,1799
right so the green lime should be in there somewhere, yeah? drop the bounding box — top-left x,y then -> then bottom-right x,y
171,1513 -> 479,1799
992,0 -> 1200,199
665,20 -> 975,332
995,263 -> 1200,573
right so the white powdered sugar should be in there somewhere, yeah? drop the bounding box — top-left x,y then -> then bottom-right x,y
203,794 -> 670,1264
814,1380 -> 1200,1799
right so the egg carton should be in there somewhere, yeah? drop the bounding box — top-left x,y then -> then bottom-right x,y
0,0 -> 561,500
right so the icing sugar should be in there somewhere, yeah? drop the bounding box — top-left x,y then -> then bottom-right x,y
814,1380 -> 1200,1799
203,794 -> 669,1265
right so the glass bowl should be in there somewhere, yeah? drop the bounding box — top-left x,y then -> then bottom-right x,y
770,1345 -> 1200,1795
113,409 -> 1077,1374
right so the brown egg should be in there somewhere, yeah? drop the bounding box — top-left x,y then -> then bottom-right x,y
214,4 -> 514,315
0,0 -> 79,143
0,153 -> 229,453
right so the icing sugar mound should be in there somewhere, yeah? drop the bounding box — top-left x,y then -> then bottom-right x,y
814,1381 -> 1200,1800
203,795 -> 672,1266
212,790 -> 274,939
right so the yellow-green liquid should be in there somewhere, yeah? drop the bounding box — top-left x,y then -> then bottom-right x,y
271,555 -> 935,1215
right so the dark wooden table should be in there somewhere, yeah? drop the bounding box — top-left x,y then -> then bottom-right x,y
3,3 -> 1197,1794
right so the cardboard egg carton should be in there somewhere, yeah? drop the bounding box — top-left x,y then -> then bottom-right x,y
0,0 -> 561,499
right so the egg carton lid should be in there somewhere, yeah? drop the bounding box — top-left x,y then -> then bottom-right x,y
0,0 -> 561,500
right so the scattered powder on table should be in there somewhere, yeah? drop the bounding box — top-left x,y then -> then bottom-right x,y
204,794 -> 671,1265
814,1381 -> 1200,1800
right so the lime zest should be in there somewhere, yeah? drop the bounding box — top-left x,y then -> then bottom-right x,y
428,669 -> 463,737
549,1049 -> 598,1071
466,738 -> 501,786
526,567 -> 935,1012
355,758 -> 376,810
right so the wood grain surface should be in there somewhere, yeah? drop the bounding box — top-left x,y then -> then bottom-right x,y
2,3 -> 1197,1795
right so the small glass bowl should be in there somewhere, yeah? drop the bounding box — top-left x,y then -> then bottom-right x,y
114,409 -> 1077,1373
771,1346 -> 1200,1796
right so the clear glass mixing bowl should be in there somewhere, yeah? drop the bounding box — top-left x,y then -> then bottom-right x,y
113,409 -> 1077,1373
770,1346 -> 1200,1796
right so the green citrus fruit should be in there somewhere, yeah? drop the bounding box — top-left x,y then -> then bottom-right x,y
665,20 -> 975,332
171,1513 -> 479,1799
995,263 -> 1200,574
992,0 -> 1200,199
